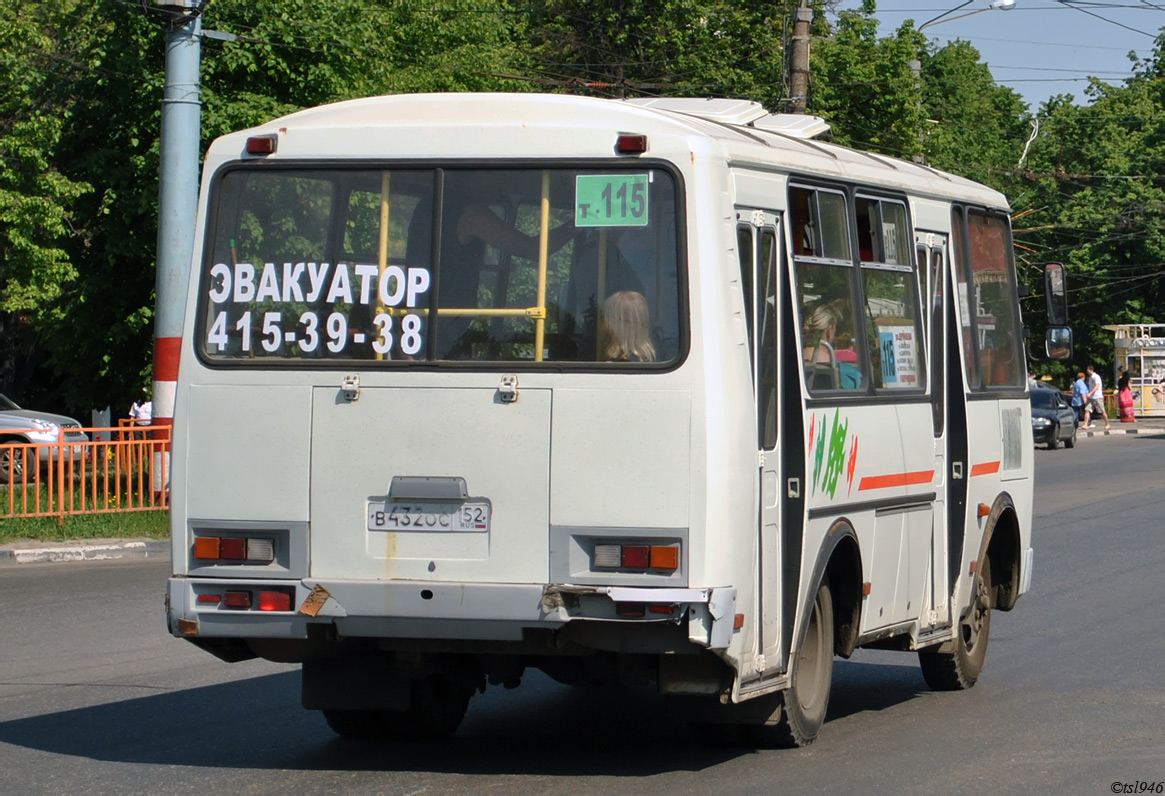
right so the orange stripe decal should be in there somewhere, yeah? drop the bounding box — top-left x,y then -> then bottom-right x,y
970,461 -> 1001,477
858,470 -> 935,491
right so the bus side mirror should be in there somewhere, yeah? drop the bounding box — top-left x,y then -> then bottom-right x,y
1042,262 -> 1071,361
1044,262 -> 1068,326
1046,326 -> 1072,361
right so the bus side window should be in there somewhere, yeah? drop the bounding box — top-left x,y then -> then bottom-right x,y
967,211 -> 1023,389
858,197 -> 924,392
791,185 -> 861,393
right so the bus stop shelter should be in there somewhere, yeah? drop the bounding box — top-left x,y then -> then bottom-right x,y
1104,324 -> 1165,417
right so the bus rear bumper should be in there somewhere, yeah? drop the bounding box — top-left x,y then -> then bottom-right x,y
166,577 -> 737,649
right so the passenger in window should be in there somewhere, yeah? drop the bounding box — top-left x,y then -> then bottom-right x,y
600,290 -> 656,362
802,300 -> 861,389
563,228 -> 647,360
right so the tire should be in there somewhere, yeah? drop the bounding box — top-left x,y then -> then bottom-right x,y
407,675 -> 473,740
0,442 -> 28,485
1064,423 -> 1076,449
752,578 -> 835,748
323,676 -> 472,741
1047,425 -> 1059,450
919,556 -> 992,690
323,709 -> 392,738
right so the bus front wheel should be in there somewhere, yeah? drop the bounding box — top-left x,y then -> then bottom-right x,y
919,556 -> 992,690
752,578 -> 834,748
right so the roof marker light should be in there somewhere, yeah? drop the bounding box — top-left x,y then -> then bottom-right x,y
615,134 -> 647,155
245,134 -> 277,156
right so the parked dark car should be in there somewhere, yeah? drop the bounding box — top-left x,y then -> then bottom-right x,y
1030,386 -> 1077,449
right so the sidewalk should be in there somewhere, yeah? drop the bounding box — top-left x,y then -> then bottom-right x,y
0,537 -> 169,567
1077,415 -> 1165,438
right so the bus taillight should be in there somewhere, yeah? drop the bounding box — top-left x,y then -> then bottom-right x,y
593,543 -> 680,572
193,535 -> 275,564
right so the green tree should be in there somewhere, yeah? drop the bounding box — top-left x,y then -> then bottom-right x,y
810,0 -> 1029,182
526,0 -> 789,105
810,0 -> 925,158
20,0 -> 529,416
0,0 -> 90,403
1010,38 -> 1165,372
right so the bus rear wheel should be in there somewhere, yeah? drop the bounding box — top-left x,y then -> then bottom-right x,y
323,676 -> 473,740
751,578 -> 834,748
919,556 -> 992,690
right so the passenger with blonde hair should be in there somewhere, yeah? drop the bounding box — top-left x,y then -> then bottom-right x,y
802,301 -> 844,363
600,290 -> 656,362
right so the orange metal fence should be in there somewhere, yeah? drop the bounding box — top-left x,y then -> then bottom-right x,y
0,423 -> 169,521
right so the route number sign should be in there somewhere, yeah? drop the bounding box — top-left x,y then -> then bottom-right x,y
575,175 -> 649,227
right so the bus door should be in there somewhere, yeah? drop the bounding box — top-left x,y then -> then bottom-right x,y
737,210 -> 783,673
919,232 -> 951,628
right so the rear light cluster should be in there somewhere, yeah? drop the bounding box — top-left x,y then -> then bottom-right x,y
193,536 -> 274,564
615,602 -> 676,617
196,588 -> 293,611
593,543 -> 679,572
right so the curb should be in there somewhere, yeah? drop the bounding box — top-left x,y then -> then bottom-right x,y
0,538 -> 169,567
1079,424 -> 1156,438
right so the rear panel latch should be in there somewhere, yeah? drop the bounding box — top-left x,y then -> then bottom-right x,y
498,373 -> 519,404
341,374 -> 361,402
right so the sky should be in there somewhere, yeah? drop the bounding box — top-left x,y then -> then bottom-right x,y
838,0 -> 1162,110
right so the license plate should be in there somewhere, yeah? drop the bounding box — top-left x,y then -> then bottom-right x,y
367,501 -> 491,532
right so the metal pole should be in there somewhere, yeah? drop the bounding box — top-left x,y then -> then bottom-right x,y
789,3 -> 812,115
152,13 -> 201,437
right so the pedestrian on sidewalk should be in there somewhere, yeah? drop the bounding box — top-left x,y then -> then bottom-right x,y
1117,369 -> 1136,423
1082,364 -> 1111,431
1071,371 -> 1088,423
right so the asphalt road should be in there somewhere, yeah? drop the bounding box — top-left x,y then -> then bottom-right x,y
0,431 -> 1161,794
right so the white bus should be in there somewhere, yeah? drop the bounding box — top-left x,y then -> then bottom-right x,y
166,94 -> 1071,746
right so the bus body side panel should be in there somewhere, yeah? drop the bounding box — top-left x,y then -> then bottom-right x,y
795,401 -> 932,639
955,396 -> 1030,612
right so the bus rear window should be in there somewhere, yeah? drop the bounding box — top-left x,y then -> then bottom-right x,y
198,167 -> 683,366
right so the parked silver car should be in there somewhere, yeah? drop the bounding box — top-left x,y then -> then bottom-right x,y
0,393 -> 89,483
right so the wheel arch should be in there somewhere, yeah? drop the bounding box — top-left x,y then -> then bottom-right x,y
802,518 -> 863,660
977,492 -> 1022,612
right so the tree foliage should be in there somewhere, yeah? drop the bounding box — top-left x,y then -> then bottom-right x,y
526,0 -> 790,104
0,0 -> 89,399
1010,38 -> 1165,372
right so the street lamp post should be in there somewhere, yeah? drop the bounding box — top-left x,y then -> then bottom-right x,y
910,0 -> 1016,78
908,0 -> 1016,160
